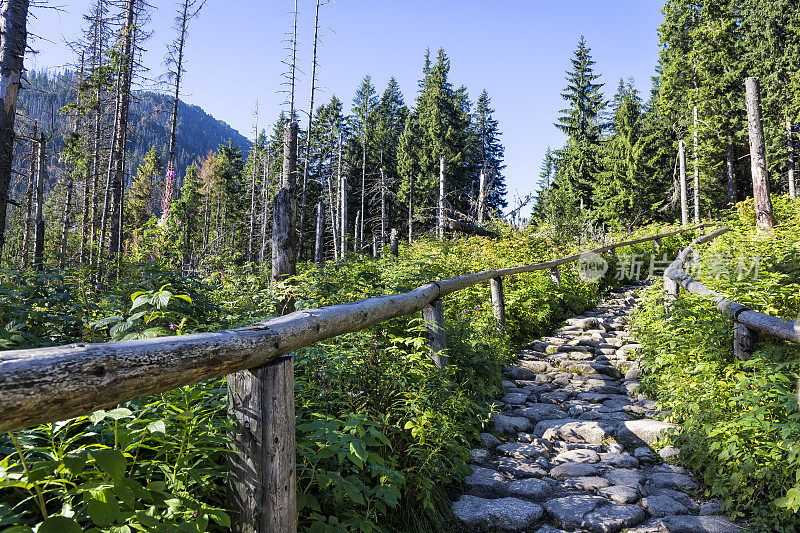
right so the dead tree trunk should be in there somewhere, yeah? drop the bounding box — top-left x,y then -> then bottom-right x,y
679,140 -> 688,226
229,120 -> 297,533
787,119 -> 796,199
745,77 -> 774,233
379,165 -> 386,246
438,156 -> 445,240
692,105 -> 700,223
33,133 -> 45,269
314,200 -> 323,264
247,112 -> 258,262
477,168 -> 486,224
21,124 -> 36,269
354,210 -> 361,252
407,173 -> 413,244
259,152 -> 271,263
725,126 -> 738,206
60,168 -> 74,267
390,228 -> 398,257
0,0 -> 31,251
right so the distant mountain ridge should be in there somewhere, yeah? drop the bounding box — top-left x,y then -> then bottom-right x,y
18,70 -> 251,181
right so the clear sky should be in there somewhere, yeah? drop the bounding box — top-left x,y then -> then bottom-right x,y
28,0 -> 664,211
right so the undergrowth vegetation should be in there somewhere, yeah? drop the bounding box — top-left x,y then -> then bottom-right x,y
633,195 -> 800,531
0,223 -> 694,532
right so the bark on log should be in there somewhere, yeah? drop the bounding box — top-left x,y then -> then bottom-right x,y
422,298 -> 448,368
679,140 -> 688,226
745,77 -> 774,233
490,277 -> 506,332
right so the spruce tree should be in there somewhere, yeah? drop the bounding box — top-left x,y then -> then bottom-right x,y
472,89 -> 507,215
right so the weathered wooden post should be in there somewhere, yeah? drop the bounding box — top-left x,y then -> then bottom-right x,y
438,156 -> 446,240
422,298 -> 448,368
733,321 -> 756,360
228,119 -> 297,533
745,77 -> 774,233
389,228 -> 398,258
679,140 -> 689,226
490,277 -> 507,332
550,266 -> 561,287
787,119 -> 796,199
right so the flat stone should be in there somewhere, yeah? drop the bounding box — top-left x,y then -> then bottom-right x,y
545,495 -> 646,532
536,419 -> 614,444
550,462 -> 600,479
634,447 -> 657,461
659,515 -> 742,532
496,442 -> 549,459
452,495 -> 543,531
567,317 -> 601,330
649,489 -> 697,512
642,495 -> 689,518
496,457 -> 547,478
604,468 -> 644,488
699,500 -> 723,515
625,366 -> 643,379
617,419 -> 678,446
514,404 -> 568,422
540,390 -> 575,403
493,413 -> 532,435
504,365 -> 536,381
480,432 -> 502,449
508,477 -> 552,500
598,484 -> 640,504
465,465 -> 507,497
599,452 -> 640,468
659,445 -> 681,461
551,448 -> 600,465
521,360 -> 552,372
501,392 -> 530,405
535,526 -> 567,533
469,449 -> 490,464
649,472 -> 699,491
562,475 -> 611,491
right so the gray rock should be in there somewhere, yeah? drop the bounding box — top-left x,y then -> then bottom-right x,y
452,495 -> 543,531
551,448 -> 600,465
502,380 -> 518,388
504,365 -> 537,381
550,462 -> 600,479
598,484 -> 640,504
649,472 -> 699,491
699,500 -> 722,515
535,526 -> 568,533
634,446 -> 657,462
642,495 -> 690,518
604,468 -> 644,488
659,515 -> 742,532
480,432 -> 502,449
514,404 -> 569,422
465,465 -> 507,497
567,317 -> 601,330
625,366 -> 643,380
562,475 -> 611,491
617,419 -> 678,446
508,477 -> 552,500
537,419 -> 614,444
540,390 -> 575,404
493,413 -> 533,435
545,495 -> 647,532
501,392 -> 530,405
606,443 -> 625,454
522,360 -> 552,372
600,452 -> 640,468
496,457 -> 547,479
648,489 -> 697,512
496,442 -> 549,459
469,449 -> 490,464
658,445 -> 681,461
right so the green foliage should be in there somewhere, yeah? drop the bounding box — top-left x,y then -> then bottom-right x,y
632,196 -> 800,530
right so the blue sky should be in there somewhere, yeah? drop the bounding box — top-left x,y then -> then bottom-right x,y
28,0 -> 664,210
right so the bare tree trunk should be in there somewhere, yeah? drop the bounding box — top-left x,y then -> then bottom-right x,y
247,112 -> 258,262
21,125 -> 35,269
438,156 -> 445,240
353,210 -> 360,252
787,119 -> 796,199
325,160 -> 338,261
407,173 -> 413,244
379,165 -> 386,246
745,77 -> 774,233
725,126 -> 737,206
339,134 -> 347,256
360,127 -> 366,247
679,140 -> 688,226
477,168 -> 486,224
692,105 -> 700,223
390,227 -> 398,257
259,152 -> 271,263
60,168 -> 75,267
297,0 -> 321,261
271,120 -> 298,290
0,0 -> 30,251
33,133 -> 45,269
314,200 -> 323,264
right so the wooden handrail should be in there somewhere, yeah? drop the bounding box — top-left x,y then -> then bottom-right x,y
0,223 -> 712,434
663,226 -> 800,357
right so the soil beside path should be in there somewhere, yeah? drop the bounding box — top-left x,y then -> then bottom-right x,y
452,283 -> 744,533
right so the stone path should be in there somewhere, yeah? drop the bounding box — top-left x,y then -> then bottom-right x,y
452,284 -> 743,533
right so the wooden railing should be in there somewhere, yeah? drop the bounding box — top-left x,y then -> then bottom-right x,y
0,222 -> 711,532
664,227 -> 800,358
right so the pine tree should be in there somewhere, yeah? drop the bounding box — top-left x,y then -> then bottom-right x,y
554,36 -> 606,208
126,147 -> 161,230
472,89 -> 507,217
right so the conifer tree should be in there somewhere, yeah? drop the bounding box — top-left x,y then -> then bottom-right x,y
472,89 -> 506,217
126,147 -> 161,230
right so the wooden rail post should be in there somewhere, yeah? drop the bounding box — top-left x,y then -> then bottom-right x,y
550,266 -> 561,287
734,321 -> 756,360
490,277 -> 507,332
745,77 -> 774,233
422,298 -> 448,368
229,119 -> 297,533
